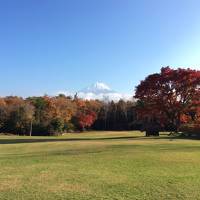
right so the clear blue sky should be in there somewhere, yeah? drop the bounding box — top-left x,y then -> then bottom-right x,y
0,0 -> 200,96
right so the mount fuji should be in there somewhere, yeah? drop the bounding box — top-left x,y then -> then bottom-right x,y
79,82 -> 114,94
77,82 -> 133,102
57,82 -> 133,102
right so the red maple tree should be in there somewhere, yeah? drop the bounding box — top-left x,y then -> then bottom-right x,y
74,99 -> 97,131
76,110 -> 97,130
135,67 -> 200,133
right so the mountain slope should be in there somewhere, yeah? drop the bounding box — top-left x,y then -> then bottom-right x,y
77,82 -> 132,102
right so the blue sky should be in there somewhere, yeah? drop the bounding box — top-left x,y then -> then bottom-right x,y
0,0 -> 200,97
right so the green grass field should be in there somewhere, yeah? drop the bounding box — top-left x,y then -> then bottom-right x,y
0,131 -> 200,200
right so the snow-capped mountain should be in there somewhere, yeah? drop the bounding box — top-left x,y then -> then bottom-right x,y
77,82 -> 133,102
79,82 -> 114,94
57,82 -> 133,102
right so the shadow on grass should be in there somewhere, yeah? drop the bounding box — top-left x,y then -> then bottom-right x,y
0,136 -> 141,144
0,134 -> 199,145
1,142 -> 200,160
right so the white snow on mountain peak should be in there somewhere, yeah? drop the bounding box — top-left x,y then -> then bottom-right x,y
94,82 -> 111,90
57,82 -> 133,102
77,82 -> 133,102
79,82 -> 114,94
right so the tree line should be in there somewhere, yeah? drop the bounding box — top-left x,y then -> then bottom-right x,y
0,95 -> 137,135
0,67 -> 199,136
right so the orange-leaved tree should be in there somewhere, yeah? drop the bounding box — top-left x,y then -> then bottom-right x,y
135,67 -> 200,134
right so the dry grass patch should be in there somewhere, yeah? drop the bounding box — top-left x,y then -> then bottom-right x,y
48,183 -> 92,194
0,177 -> 21,192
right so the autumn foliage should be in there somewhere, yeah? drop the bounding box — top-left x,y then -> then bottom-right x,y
135,67 -> 200,135
0,67 -> 199,136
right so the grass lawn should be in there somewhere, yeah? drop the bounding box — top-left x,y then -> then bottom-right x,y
0,131 -> 200,200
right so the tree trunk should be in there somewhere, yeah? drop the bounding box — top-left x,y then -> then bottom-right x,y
30,120 -> 33,136
175,112 -> 181,133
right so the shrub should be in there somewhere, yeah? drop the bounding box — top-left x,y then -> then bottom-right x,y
179,123 -> 200,136
48,118 -> 64,136
64,122 -> 75,133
